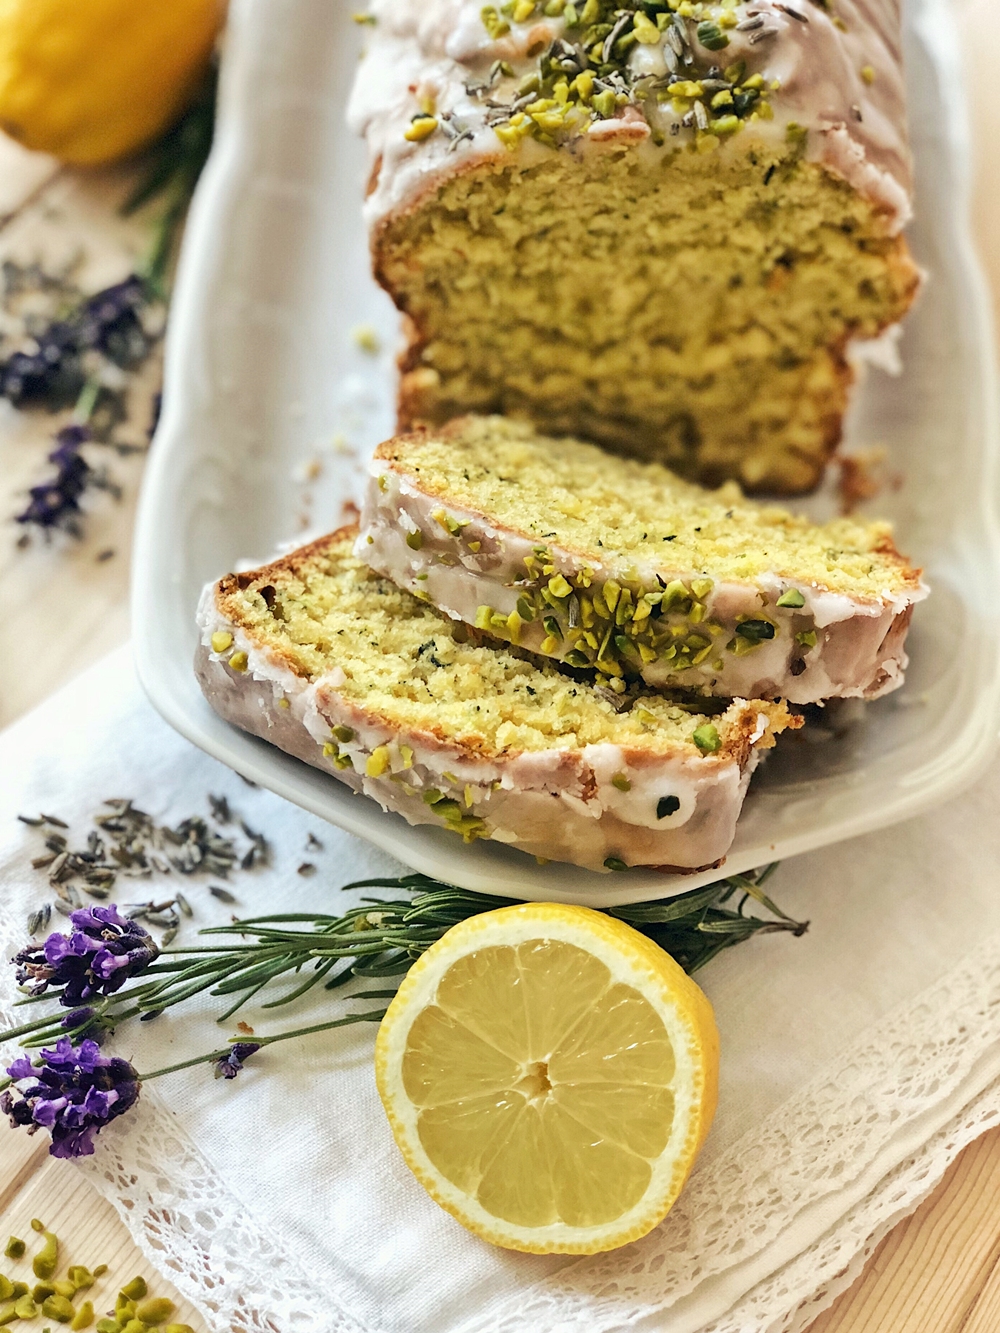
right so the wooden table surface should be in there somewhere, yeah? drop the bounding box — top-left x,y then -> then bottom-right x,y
0,2 -> 998,1327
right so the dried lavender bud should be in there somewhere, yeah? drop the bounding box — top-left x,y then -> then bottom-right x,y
213,1043 -> 260,1080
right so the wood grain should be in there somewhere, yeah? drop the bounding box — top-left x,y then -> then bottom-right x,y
1,1 -> 1000,1328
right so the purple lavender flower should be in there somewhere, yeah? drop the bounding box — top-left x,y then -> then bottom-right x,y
0,274 -> 150,408
76,276 -> 148,368
13,904 -> 158,1007
15,424 -> 92,533
214,1042 -> 260,1080
1,1038 -> 140,1158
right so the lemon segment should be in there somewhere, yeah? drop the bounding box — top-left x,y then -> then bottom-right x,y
376,903 -> 719,1253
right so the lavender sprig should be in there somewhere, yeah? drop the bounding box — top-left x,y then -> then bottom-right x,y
1,868 -> 805,1157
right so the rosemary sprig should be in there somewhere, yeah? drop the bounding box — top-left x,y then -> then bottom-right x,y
0,867 -> 806,1055
122,64 -> 217,295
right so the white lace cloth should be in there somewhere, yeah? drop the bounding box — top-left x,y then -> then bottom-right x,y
3,646 -> 1000,1333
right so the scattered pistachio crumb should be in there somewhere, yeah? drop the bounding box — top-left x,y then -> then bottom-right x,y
135,1297 -> 175,1324
860,63 -> 875,84
228,651 -> 248,673
5,1237 -> 25,1259
210,631 -> 233,654
70,1301 -> 94,1330
278,697 -> 290,709
611,773 -> 632,792
40,1293 -> 74,1323
32,1232 -> 58,1280
120,1278 -> 148,1301
351,325 -> 381,354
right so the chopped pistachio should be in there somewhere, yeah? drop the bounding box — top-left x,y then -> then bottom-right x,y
474,605 -> 494,630
547,572 -> 572,598
0,1279 -> 10,1302
135,1296 -> 176,1325
228,651 -> 248,673
32,1233 -> 58,1280
796,629 -> 818,648
121,1279 -> 148,1302
210,630 -> 233,654
693,723 -> 721,753
278,697 -> 290,709
734,619 -> 775,644
696,19 -> 729,48
5,1238 -> 25,1260
405,529 -> 424,550
860,63 -> 875,84
400,745 -> 414,769
604,856 -> 628,871
404,115 -> 438,142
611,773 -> 631,792
776,588 -> 806,608
366,746 -> 391,778
39,1294 -> 73,1323
71,1301 -> 95,1330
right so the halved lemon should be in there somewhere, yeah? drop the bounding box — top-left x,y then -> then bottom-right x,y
375,902 -> 719,1254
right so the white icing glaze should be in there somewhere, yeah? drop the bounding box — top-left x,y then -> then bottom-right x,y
357,461 -> 928,704
195,583 -> 786,873
349,0 -> 913,236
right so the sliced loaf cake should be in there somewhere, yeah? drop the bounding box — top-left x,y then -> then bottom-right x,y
350,0 -> 920,492
358,416 -> 927,705
196,527 -> 799,874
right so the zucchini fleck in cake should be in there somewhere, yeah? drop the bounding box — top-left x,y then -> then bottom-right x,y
349,0 -> 920,493
196,528 -> 799,873
359,416 -> 927,704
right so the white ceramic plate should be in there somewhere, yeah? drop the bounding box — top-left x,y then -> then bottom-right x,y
132,0 -> 1000,908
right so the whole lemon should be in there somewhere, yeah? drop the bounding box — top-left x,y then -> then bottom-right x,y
0,0 -> 225,165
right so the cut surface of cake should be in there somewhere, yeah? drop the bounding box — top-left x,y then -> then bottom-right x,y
350,0 -> 921,492
358,416 -> 927,705
196,527 -> 800,873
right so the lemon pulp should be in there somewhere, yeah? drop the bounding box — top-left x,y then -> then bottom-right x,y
402,939 -> 677,1228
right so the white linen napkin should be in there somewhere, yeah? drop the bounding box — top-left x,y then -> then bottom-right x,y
3,644 -> 1000,1333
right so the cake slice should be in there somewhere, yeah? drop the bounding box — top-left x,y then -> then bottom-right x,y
195,527 -> 800,874
358,416 -> 927,705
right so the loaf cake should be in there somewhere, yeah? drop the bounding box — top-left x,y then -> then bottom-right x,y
358,416 -> 926,704
195,528 -> 800,873
349,0 -> 921,492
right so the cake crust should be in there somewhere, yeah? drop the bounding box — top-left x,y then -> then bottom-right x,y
195,528 -> 800,874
